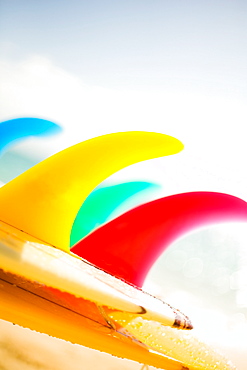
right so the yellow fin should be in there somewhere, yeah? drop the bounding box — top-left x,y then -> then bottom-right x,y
0,131 -> 183,251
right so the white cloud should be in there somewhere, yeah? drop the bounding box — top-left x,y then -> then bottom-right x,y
0,55 -> 246,199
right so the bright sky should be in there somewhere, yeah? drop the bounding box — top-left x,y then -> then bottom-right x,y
0,0 -> 246,200
0,1 -> 247,367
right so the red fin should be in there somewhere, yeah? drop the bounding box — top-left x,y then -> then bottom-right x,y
71,192 -> 247,287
